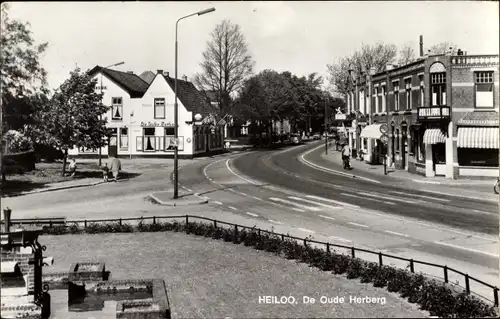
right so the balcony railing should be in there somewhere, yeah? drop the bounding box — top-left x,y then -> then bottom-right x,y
451,55 -> 499,66
417,106 -> 451,121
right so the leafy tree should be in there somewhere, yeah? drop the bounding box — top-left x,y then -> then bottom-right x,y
427,41 -> 458,55
27,68 -> 110,175
194,20 -> 255,121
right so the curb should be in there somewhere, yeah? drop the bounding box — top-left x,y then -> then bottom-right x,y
148,193 -> 208,207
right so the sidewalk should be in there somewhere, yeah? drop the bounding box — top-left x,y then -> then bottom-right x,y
318,149 -> 497,202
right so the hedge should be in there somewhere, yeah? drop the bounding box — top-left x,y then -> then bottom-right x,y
40,220 -> 497,318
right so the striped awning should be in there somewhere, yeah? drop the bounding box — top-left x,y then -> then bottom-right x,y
1,261 -> 19,274
457,127 -> 499,149
423,129 -> 446,145
360,124 -> 383,139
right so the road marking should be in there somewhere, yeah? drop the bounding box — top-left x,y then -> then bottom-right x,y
246,212 -> 258,217
269,197 -> 321,211
389,190 -> 450,202
305,195 -> 360,208
358,191 -> 418,204
473,209 -> 495,215
418,189 -> 497,204
348,222 -> 369,228
340,193 -> 396,205
212,201 -> 223,205
292,207 -> 305,212
297,228 -> 315,233
432,241 -> 499,258
269,219 -> 283,225
228,206 -> 238,211
300,144 -> 381,184
225,159 -> 260,185
251,195 -> 263,201
288,196 -> 342,210
329,236 -> 352,243
319,215 -> 336,221
413,179 -> 440,184
237,192 -> 247,196
181,186 -> 192,192
384,230 -> 409,237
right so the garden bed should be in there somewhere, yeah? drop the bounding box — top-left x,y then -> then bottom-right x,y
39,220 -> 498,318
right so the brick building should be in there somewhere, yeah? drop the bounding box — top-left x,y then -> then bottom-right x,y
346,44 -> 499,179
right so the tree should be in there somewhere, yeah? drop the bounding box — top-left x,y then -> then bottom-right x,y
0,4 -> 48,105
27,68 -> 110,175
327,42 -> 397,97
194,20 -> 255,121
427,41 -> 458,55
397,42 -> 417,66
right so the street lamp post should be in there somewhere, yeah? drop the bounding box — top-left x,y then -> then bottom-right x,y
348,66 -> 358,158
174,7 -> 215,199
324,93 -> 328,155
99,61 -> 125,167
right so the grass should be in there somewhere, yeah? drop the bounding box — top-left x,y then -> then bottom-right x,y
41,232 -> 429,319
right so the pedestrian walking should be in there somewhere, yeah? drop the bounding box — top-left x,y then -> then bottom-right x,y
68,158 -> 77,177
109,156 -> 122,182
101,163 -> 109,182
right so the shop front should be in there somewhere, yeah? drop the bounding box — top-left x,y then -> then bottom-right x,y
359,123 -> 387,164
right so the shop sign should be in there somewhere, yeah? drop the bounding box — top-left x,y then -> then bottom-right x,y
141,121 -> 175,127
335,114 -> 346,120
417,106 -> 450,120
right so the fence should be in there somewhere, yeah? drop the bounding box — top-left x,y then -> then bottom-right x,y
7,214 -> 499,307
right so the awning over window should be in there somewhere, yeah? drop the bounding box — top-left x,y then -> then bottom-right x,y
423,129 -> 446,145
360,124 -> 383,139
457,127 -> 499,149
1,261 -> 19,274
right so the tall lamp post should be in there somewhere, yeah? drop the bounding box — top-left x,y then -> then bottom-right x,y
324,92 -> 329,155
174,7 -> 215,199
347,65 -> 358,157
99,61 -> 125,167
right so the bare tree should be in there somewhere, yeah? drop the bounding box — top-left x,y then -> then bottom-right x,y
397,42 -> 416,66
194,20 -> 255,121
427,41 -> 458,55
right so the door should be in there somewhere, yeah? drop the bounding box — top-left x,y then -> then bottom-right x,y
108,128 -> 118,157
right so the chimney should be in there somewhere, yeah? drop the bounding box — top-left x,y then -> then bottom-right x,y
182,75 -> 188,81
157,69 -> 163,74
419,35 -> 424,57
457,49 -> 463,56
164,71 -> 169,78
127,71 -> 134,74
385,64 -> 394,71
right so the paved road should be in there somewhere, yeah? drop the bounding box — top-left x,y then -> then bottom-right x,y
177,145 -> 498,301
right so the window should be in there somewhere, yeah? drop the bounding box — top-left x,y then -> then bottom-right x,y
415,129 -> 425,163
143,128 -> 156,151
381,85 -> 386,113
111,97 -> 123,120
395,129 -> 400,152
119,128 -> 128,149
405,79 -> 412,110
359,90 -> 365,114
374,87 -> 379,113
475,71 -> 494,108
419,75 -> 424,107
154,98 -> 166,119
431,73 -> 446,106
393,81 -> 400,111
433,144 -> 446,164
458,148 -> 498,167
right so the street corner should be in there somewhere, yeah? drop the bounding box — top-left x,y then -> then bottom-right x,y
147,190 -> 209,206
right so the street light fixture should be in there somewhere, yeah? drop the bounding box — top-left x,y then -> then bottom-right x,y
174,7 -> 216,199
99,61 -> 125,167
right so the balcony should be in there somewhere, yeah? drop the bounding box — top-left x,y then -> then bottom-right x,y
417,106 -> 451,121
451,55 -> 499,67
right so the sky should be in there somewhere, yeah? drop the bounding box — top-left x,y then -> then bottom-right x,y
4,1 -> 500,91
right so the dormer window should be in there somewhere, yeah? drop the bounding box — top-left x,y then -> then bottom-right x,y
111,97 -> 123,120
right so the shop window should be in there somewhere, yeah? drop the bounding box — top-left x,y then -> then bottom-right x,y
393,81 -> 400,111
395,129 -> 400,152
119,128 -> 128,149
415,130 -> 425,163
475,71 -> 494,108
143,128 -> 156,151
154,98 -> 166,119
111,97 -> 123,120
431,73 -> 446,106
432,144 -> 446,164
458,149 -> 499,167
405,79 -> 411,110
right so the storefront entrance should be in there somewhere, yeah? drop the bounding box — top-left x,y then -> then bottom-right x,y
108,128 -> 118,157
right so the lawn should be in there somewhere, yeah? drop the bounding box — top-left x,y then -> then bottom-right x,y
41,232 -> 429,319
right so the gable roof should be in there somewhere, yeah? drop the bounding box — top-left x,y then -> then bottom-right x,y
88,66 -> 150,98
139,71 -> 156,85
162,74 -> 213,118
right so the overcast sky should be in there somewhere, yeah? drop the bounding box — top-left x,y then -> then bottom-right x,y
5,1 -> 500,91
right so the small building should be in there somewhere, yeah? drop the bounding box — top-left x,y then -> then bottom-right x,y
68,67 -> 224,159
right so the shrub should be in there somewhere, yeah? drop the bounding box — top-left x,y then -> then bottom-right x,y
346,258 -> 365,279
3,130 -> 33,153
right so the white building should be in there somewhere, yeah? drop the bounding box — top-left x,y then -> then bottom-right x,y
68,67 -> 223,159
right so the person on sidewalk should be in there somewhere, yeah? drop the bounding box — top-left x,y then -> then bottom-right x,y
341,143 -> 352,170
101,163 -> 109,182
109,156 -> 121,182
68,158 -> 77,177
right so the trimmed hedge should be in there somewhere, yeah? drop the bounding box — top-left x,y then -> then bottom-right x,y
40,219 -> 497,318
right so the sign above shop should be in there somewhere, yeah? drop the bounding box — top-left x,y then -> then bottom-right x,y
335,114 -> 346,120
141,121 -> 175,127
417,106 -> 451,121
